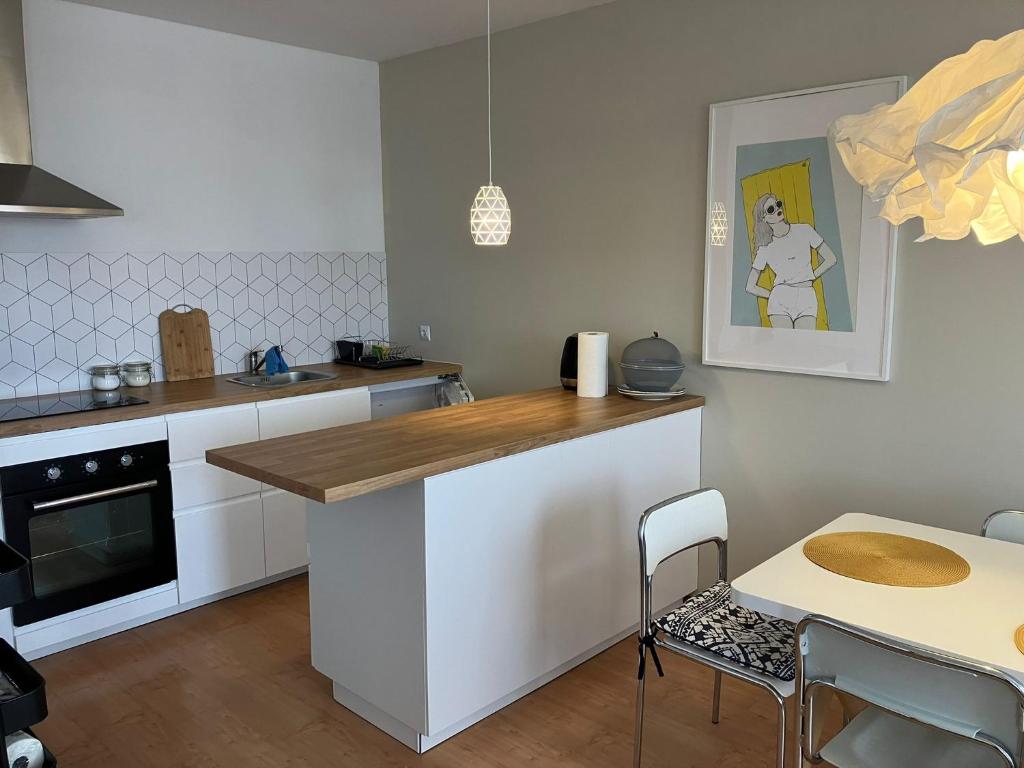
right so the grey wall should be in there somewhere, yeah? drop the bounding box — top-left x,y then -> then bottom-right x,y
380,0 -> 1024,576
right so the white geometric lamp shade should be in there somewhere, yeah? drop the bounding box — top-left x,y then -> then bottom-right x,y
830,29 -> 1024,245
470,185 -> 511,246
709,202 -> 728,246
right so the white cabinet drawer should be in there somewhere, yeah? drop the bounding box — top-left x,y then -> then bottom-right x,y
257,388 -> 370,440
175,495 -> 266,604
171,461 -> 260,509
167,404 -> 259,463
263,488 -> 309,576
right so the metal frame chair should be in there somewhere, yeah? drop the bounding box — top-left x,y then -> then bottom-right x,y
797,614 -> 1024,768
634,488 -> 793,768
982,510 -> 1024,545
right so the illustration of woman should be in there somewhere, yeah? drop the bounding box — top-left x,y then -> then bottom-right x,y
744,193 -> 838,330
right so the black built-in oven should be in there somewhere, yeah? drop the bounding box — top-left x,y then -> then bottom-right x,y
0,441 -> 176,626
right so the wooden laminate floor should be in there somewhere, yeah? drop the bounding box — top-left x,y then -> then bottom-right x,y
32,576 -> 833,767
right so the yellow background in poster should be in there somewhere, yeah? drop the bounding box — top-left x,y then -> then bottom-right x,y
740,159 -> 830,330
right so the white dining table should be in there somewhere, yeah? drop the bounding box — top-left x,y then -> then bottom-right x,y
732,512 -> 1024,682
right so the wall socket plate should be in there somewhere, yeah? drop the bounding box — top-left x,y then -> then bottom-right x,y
419,324 -> 431,341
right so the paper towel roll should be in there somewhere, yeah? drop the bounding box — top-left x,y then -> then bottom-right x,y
576,331 -> 609,398
6,731 -> 44,768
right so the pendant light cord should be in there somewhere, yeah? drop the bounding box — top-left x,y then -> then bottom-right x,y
487,0 -> 493,185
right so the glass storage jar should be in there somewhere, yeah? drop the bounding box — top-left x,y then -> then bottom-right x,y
89,364 -> 121,391
120,361 -> 153,387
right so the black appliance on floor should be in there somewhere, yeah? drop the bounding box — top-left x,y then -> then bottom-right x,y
0,441 -> 176,627
0,542 -> 56,766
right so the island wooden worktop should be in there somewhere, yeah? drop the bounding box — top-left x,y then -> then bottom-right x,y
0,360 -> 462,439
206,388 -> 705,503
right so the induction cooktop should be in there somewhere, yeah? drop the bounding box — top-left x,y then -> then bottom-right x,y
0,391 -> 149,424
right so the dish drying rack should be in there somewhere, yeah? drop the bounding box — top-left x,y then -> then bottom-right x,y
333,337 -> 424,370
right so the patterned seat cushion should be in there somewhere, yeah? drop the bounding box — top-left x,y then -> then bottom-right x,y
655,581 -> 796,681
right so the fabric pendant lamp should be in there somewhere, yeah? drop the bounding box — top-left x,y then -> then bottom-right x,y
829,29 -> 1024,245
470,0 -> 510,246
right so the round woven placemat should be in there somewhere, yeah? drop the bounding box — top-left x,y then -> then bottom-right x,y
1015,625 -> 1024,656
803,531 -> 970,587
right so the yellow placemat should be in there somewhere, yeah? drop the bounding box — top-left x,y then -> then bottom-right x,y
1015,625 -> 1024,656
803,531 -> 970,587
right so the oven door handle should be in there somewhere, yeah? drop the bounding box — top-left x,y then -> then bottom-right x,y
31,480 -> 160,511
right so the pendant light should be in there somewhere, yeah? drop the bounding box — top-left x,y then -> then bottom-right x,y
830,29 -> 1024,245
470,0 -> 511,246
709,201 -> 728,246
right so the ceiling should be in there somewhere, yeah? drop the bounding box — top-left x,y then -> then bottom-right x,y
64,0 -> 616,61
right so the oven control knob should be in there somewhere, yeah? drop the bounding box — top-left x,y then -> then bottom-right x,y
45,466 -> 61,481
120,454 -> 133,468
84,459 -> 99,474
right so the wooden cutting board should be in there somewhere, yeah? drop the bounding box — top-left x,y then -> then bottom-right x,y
159,305 -> 215,381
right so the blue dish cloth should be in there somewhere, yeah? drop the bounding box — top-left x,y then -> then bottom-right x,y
265,346 -> 289,375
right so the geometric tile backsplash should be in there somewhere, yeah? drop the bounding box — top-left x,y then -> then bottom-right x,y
0,251 -> 388,399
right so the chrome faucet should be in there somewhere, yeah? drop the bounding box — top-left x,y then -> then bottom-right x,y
247,348 -> 266,375
247,346 -> 285,374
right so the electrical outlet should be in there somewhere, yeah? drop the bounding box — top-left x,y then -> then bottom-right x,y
419,324 -> 431,341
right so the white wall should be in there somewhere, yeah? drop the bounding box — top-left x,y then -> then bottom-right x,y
1,0 -> 384,252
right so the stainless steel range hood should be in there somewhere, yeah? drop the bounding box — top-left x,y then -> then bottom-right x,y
0,0 -> 122,218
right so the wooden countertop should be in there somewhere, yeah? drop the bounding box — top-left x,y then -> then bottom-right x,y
206,388 -> 705,503
0,360 -> 462,439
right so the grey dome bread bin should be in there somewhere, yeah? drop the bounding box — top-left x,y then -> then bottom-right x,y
619,332 -> 685,392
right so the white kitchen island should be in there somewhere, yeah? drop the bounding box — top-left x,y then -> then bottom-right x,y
207,388 -> 704,752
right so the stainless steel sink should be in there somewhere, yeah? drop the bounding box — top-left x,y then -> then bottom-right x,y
227,370 -> 337,388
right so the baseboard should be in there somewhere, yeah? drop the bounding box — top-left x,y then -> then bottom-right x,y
330,623 -> 642,754
16,583 -> 180,659
331,683 -> 422,751
418,624 -> 638,752
175,566 -> 308,615
21,566 -> 307,660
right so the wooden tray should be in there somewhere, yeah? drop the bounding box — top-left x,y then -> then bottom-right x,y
159,305 -> 214,381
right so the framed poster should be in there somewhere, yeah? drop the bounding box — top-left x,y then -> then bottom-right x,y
702,77 -> 905,380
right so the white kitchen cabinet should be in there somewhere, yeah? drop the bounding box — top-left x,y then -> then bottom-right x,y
171,461 -> 261,509
257,388 -> 371,576
173,385 -> 435,599
256,388 -> 370,439
174,494 -> 266,604
262,488 -> 309,575
0,380 -> 451,658
168,404 -> 262,512
167,404 -> 259,463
